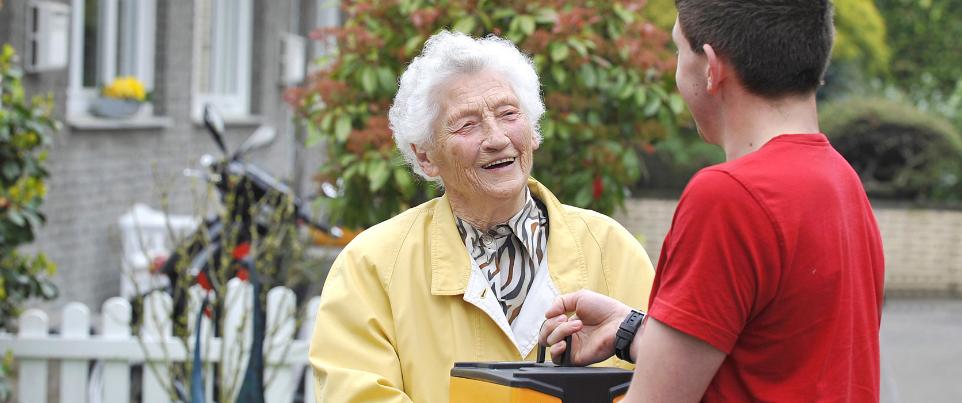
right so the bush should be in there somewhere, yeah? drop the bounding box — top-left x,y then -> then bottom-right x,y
288,1 -> 680,228
875,0 -> 962,93
831,0 -> 890,79
820,98 -> 962,202
641,0 -> 891,79
0,44 -> 59,329
633,122 -> 724,193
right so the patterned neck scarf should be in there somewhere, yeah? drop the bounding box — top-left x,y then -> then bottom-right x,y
456,190 -> 549,324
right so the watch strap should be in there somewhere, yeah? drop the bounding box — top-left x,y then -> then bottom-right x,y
614,310 -> 646,363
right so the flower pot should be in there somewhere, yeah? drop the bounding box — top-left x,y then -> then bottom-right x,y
90,97 -> 142,119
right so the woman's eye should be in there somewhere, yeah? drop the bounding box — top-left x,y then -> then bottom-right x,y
457,122 -> 475,133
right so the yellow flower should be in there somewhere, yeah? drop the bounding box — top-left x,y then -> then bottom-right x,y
102,76 -> 147,102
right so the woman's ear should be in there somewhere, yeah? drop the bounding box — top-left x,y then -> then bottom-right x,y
702,44 -> 725,95
412,143 -> 441,177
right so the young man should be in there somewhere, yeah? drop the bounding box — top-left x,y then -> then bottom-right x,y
539,1 -> 885,402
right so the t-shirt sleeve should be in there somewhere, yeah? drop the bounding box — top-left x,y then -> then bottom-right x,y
648,169 -> 782,354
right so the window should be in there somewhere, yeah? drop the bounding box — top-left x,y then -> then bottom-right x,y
192,0 -> 253,120
311,0 -> 341,65
67,0 -> 157,118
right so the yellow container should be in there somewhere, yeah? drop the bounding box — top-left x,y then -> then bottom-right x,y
449,362 -> 631,403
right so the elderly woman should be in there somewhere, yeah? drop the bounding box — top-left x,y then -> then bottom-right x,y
309,31 -> 655,402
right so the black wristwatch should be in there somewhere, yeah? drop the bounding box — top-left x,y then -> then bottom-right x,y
614,310 -> 646,363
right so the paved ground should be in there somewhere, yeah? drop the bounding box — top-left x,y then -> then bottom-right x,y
881,298 -> 962,403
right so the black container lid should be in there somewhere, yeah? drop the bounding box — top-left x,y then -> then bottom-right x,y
451,361 -> 632,402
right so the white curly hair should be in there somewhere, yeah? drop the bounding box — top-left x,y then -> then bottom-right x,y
388,30 -> 545,181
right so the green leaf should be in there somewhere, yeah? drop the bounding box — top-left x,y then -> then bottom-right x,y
633,87 -> 648,107
360,67 -> 377,94
567,38 -> 588,57
658,108 -> 676,134
339,153 -> 358,166
532,54 -> 547,69
21,210 -> 42,232
377,67 -> 397,93
622,149 -> 642,181
651,85 -> 669,99
491,7 -> 516,19
335,114 -> 352,142
618,83 -> 634,100
306,123 -> 323,147
549,43 -> 570,62
368,159 -> 391,192
573,186 -> 593,208
403,35 -> 425,56
669,94 -> 686,114
643,94 -> 662,117
320,112 -> 334,132
7,210 -> 25,227
551,65 -> 567,85
394,168 -> 414,196
518,15 -> 536,36
613,3 -> 635,23
557,123 -> 571,140
38,279 -> 58,299
476,10 -> 494,30
2,161 -> 20,181
342,163 -> 359,180
534,8 -> 558,24
453,16 -> 477,34
579,65 -> 598,88
541,119 -> 556,139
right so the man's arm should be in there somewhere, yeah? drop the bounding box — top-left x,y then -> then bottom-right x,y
623,318 -> 726,403
539,291 -> 725,402
308,257 -> 412,403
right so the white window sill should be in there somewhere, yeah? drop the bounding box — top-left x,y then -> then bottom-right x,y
192,115 -> 264,128
68,115 -> 174,131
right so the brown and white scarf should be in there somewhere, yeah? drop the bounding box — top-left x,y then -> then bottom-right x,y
456,190 -> 548,324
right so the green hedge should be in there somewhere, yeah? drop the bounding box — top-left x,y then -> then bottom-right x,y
820,98 -> 962,202
1,44 -> 59,329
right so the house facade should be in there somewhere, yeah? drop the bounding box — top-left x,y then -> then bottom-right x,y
0,0 -> 339,311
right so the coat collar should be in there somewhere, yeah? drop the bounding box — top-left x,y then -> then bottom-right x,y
430,178 -> 588,296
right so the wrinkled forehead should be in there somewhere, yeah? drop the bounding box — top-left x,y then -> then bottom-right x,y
435,70 -> 520,118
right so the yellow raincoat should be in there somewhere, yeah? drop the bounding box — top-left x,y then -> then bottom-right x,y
309,178 -> 654,402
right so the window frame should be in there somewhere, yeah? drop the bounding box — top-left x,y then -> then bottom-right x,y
308,0 -> 341,74
191,0 -> 254,121
67,0 -> 157,119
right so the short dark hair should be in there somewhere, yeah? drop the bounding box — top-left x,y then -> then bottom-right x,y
675,0 -> 835,98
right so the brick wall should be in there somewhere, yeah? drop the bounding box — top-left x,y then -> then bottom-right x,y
1,0 -> 326,311
615,198 -> 962,295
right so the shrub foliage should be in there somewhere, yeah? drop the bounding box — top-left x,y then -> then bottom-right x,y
288,0 -> 681,228
0,44 -> 59,328
820,98 -> 962,202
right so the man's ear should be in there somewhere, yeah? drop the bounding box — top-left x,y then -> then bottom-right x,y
703,44 -> 725,95
411,143 -> 441,178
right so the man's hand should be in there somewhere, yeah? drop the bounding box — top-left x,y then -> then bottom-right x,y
538,289 -> 633,366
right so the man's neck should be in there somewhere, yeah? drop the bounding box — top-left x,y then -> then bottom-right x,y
718,92 -> 820,161
448,189 -> 527,232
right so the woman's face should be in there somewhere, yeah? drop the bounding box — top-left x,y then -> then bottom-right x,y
419,70 -> 537,202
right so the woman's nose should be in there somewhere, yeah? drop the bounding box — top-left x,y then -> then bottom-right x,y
482,118 -> 510,150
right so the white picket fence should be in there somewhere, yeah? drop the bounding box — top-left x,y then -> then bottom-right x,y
0,279 -> 320,403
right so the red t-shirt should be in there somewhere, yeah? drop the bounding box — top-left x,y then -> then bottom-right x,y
648,134 -> 885,402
